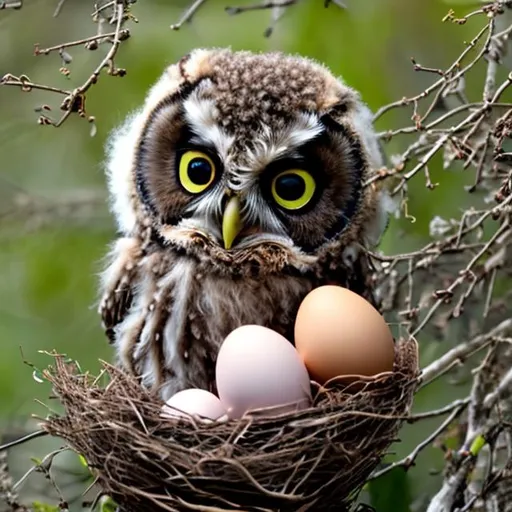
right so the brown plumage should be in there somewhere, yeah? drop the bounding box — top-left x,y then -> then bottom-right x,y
99,49 -> 391,400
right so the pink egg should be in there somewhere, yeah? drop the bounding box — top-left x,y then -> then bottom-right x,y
215,325 -> 312,419
161,389 -> 227,422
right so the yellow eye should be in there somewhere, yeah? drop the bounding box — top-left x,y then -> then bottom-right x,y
178,150 -> 216,194
271,169 -> 316,210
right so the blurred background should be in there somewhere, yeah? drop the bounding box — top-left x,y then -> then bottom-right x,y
0,0 -> 502,510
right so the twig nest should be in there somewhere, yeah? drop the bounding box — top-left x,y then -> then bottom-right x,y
40,337 -> 419,512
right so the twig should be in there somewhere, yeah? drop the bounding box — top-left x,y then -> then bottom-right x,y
426,454 -> 476,512
483,366 -> 512,409
91,1 -> 116,18
34,30 -> 129,55
370,401 -> 468,480
0,75 -> 68,95
391,106 -> 492,195
406,397 -> 471,422
0,450 -> 28,512
1,2 -> 130,128
373,21 -> 492,121
0,0 -> 22,9
12,448 -> 66,492
49,2 -> 128,127
170,0 -> 208,30
225,0 -> 297,15
0,430 -> 48,451
53,0 -> 67,17
419,319 -> 512,387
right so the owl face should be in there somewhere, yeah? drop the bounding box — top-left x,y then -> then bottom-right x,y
107,49 -> 387,275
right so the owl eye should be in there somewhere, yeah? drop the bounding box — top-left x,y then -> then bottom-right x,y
271,169 -> 316,211
178,150 -> 216,194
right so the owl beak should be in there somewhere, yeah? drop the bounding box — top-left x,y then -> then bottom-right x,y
222,195 -> 243,250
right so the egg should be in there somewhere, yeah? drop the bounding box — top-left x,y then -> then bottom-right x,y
294,285 -> 395,385
161,389 -> 227,422
215,325 -> 312,419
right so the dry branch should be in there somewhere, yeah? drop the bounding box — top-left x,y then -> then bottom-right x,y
0,0 -> 134,129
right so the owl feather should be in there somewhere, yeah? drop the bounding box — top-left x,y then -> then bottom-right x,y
99,49 -> 389,400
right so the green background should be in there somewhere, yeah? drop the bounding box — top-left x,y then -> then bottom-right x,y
0,1 -> 495,510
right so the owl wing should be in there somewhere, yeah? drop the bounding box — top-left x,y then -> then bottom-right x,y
100,285 -> 134,343
346,251 -> 378,307
98,237 -> 142,344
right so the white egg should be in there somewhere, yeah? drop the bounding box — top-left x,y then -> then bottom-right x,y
161,388 -> 227,422
215,325 -> 312,419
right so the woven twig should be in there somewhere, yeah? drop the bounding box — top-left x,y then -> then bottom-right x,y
39,338 -> 418,512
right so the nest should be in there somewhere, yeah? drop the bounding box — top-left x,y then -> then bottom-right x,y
40,338 -> 419,512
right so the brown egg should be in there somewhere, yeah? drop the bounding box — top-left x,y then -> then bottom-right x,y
294,285 -> 395,385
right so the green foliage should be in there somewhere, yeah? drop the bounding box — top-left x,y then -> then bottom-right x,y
31,502 -> 60,512
98,496 -> 118,512
469,434 -> 487,456
78,454 -> 88,469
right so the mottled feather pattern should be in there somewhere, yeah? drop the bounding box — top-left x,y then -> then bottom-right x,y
100,48 -> 388,399
102,234 -> 318,399
101,230 -> 375,399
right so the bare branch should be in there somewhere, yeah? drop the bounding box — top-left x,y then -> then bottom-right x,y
170,0 -> 209,30
370,399 -> 468,480
0,1 -> 22,9
419,319 -> 512,387
0,1 -> 133,128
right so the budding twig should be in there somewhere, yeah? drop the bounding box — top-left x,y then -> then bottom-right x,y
0,1 -> 131,129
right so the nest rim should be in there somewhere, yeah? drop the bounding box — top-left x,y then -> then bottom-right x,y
40,336 -> 419,512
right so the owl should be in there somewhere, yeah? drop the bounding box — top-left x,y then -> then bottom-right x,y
99,48 -> 390,400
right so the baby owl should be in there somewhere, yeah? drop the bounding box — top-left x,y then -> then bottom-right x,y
99,48 -> 389,400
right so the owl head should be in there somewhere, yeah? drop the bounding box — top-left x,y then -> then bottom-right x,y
106,49 -> 390,278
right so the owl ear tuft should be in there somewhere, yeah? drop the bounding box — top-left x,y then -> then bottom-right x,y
169,48 -> 215,84
178,51 -> 193,81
